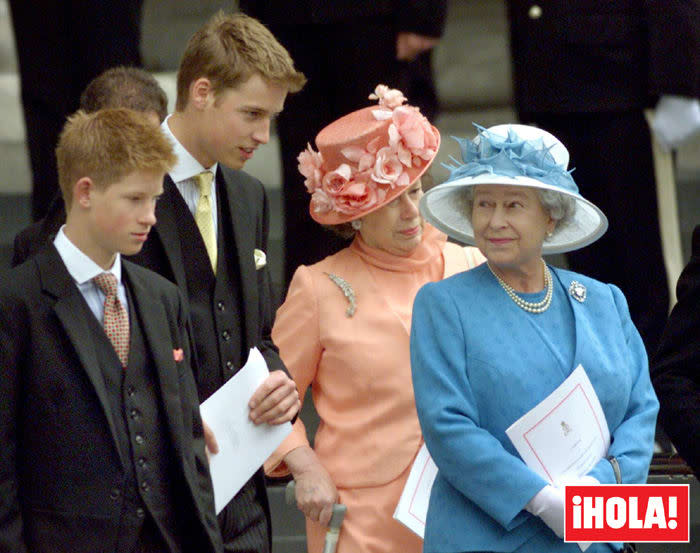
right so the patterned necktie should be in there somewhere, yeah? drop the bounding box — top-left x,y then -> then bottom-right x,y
93,272 -> 130,368
194,171 -> 217,273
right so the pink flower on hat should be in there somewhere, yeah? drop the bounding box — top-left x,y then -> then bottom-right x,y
298,144 -> 324,193
372,146 -> 409,188
334,177 -> 387,214
311,189 -> 335,213
322,164 -> 353,196
369,84 -> 407,110
341,136 -> 382,172
391,106 -> 439,165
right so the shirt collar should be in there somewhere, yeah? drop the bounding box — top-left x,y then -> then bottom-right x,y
54,226 -> 122,285
161,114 -> 218,183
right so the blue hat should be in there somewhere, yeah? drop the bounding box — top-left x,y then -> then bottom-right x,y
419,124 -> 608,254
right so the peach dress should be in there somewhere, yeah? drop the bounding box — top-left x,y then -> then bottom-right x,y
266,225 -> 484,553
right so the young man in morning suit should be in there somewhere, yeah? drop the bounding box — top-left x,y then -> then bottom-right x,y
12,66 -> 169,268
0,109 -> 223,553
128,12 -> 305,552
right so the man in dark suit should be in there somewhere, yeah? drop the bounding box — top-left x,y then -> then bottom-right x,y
507,0 -> 700,357
0,108 -> 223,552
238,0 -> 447,287
652,224 -> 700,476
12,66 -> 169,268
128,12 -> 305,552
8,0 -> 143,221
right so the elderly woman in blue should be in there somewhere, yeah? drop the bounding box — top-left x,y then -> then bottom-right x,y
411,124 -> 659,553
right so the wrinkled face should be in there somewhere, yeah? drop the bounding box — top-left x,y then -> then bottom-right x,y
358,179 -> 424,256
82,170 -> 164,268
471,185 -> 554,273
196,73 -> 287,169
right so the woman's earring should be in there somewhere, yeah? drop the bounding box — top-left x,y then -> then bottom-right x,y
351,219 -> 362,231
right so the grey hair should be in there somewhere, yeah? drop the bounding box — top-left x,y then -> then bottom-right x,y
461,186 -> 577,239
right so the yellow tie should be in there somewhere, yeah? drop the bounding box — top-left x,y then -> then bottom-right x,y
194,171 -> 217,273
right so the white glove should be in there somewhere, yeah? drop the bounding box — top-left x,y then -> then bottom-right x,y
526,477 -> 600,549
526,484 -> 566,538
651,95 -> 700,151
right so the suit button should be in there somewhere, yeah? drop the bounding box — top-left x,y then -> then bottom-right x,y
528,4 -> 542,19
226,361 -> 234,371
126,386 -> 136,397
137,458 -> 147,468
135,434 -> 145,445
110,488 -> 121,500
222,330 -> 230,341
136,508 -> 145,518
217,301 -> 225,311
130,408 -> 140,420
141,481 -> 150,492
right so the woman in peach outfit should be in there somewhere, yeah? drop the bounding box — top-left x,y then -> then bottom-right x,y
264,86 -> 484,553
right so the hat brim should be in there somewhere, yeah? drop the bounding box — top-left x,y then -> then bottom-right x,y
419,174 -> 608,254
310,125 -> 441,225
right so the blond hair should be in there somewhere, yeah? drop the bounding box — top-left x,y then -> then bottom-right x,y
175,11 -> 306,110
56,108 -> 176,207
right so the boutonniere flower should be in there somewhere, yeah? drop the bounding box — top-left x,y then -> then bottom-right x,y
173,348 -> 184,362
254,248 -> 266,270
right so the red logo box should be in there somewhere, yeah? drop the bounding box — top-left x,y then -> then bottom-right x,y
565,484 -> 689,543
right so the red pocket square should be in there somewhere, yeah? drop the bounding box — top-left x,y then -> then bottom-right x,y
173,348 -> 184,362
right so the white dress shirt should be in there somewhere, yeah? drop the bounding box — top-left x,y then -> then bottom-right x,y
53,227 -> 128,324
161,115 -> 219,232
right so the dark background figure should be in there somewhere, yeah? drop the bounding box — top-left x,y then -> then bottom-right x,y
238,0 -> 447,287
11,66 -> 168,268
506,0 -> 700,356
652,224 -> 700,476
8,0 -> 143,221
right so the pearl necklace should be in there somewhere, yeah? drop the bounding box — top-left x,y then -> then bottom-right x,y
487,260 -> 553,314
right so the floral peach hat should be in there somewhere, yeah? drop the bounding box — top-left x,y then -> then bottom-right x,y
297,85 -> 440,225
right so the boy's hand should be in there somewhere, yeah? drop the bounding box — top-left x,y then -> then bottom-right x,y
202,419 -> 219,461
248,370 -> 300,425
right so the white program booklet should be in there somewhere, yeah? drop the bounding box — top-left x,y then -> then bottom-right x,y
200,347 -> 292,513
393,443 -> 438,538
506,364 -> 610,486
394,366 -> 608,544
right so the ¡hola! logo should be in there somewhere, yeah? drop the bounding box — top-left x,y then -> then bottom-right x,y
565,485 -> 689,543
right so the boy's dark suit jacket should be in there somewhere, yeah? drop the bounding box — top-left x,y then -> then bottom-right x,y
128,166 -> 287,552
0,247 -> 222,553
652,225 -> 700,475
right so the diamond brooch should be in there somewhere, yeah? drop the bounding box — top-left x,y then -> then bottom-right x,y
569,281 -> 587,303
